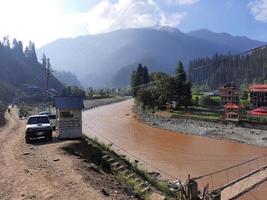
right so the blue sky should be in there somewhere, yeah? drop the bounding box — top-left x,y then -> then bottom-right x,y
63,0 -> 267,41
0,0 -> 266,46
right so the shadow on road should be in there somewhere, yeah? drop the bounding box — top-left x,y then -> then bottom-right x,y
29,137 -> 81,146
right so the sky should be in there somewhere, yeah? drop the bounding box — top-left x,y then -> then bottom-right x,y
0,0 -> 266,48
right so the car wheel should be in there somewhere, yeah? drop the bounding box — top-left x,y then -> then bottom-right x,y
47,132 -> 53,141
25,135 -> 31,144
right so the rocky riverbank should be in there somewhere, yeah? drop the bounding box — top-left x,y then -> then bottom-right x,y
84,97 -> 131,110
133,106 -> 267,147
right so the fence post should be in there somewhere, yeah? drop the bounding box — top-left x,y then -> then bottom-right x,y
189,179 -> 198,200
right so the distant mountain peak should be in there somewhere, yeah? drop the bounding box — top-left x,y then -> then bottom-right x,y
188,29 -> 251,40
151,25 -> 182,34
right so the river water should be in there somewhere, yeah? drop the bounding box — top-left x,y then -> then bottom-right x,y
82,100 -> 267,199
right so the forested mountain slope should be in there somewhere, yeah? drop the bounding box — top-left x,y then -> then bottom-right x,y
189,46 -> 267,90
0,39 -> 64,103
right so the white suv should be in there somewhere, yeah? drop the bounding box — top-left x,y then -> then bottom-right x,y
25,115 -> 53,143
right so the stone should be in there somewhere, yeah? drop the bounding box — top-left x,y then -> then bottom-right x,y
101,188 -> 110,196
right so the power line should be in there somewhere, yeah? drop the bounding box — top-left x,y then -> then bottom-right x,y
193,154 -> 267,180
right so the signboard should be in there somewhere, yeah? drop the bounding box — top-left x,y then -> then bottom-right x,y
58,110 -> 81,130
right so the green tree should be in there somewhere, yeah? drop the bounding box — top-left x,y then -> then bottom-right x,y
41,54 -> 47,68
136,88 -> 154,110
87,87 -> 94,97
176,61 -> 186,82
174,61 -> 192,108
61,86 -> 85,97
131,64 -> 150,97
25,41 -> 37,62
143,66 -> 150,84
135,64 -> 144,86
131,70 -> 137,96
183,81 -> 192,108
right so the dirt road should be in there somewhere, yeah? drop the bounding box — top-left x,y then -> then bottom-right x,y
0,107 -> 132,200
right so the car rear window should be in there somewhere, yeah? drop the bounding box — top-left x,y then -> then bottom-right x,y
28,116 -> 49,124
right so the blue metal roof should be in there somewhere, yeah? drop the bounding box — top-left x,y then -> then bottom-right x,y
55,96 -> 84,110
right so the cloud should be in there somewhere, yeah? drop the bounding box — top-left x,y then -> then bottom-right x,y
0,0 -> 187,47
165,0 -> 199,5
85,0 -> 186,34
0,0 -> 88,47
248,0 -> 267,22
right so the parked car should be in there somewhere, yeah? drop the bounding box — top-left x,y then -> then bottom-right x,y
25,115 -> 53,143
39,111 -> 57,130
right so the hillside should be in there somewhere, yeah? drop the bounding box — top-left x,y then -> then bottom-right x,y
38,27 -> 265,88
0,40 -> 64,103
54,71 -> 81,87
189,46 -> 267,90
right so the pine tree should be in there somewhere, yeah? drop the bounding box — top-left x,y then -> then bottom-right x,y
18,41 -> 23,55
136,64 -> 144,86
143,66 -> 150,84
12,39 -> 24,56
176,61 -> 186,82
131,70 -> 137,96
25,41 -> 38,62
3,36 -> 10,48
41,54 -> 47,68
174,61 -> 192,108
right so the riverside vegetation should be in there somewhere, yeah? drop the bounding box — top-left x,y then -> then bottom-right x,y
131,62 -> 192,111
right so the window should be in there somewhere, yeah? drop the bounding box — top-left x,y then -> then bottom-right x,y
60,111 -> 74,118
28,116 -> 49,124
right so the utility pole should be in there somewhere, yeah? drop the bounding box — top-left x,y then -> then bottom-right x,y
42,56 -> 54,101
45,58 -> 51,100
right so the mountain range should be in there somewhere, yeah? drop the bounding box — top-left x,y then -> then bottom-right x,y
37,27 -> 265,88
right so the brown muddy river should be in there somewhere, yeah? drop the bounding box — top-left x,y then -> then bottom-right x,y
83,100 -> 267,199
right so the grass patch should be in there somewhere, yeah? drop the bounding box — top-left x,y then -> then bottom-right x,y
85,136 -> 175,197
131,163 -> 174,196
171,106 -> 222,122
115,172 -> 144,198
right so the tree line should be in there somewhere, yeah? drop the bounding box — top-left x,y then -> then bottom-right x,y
188,46 -> 267,90
131,62 -> 192,110
1,36 -> 38,63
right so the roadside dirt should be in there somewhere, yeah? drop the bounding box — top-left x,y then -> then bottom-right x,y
0,107 -> 134,200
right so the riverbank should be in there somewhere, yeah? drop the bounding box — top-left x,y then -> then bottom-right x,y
84,96 -> 131,110
133,106 -> 267,147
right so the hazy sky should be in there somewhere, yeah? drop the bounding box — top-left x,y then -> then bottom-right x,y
0,0 -> 266,47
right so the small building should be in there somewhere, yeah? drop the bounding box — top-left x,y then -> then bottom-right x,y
219,83 -> 240,106
224,103 -> 240,121
55,96 -> 84,139
249,84 -> 267,108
